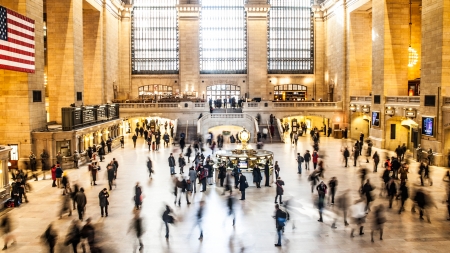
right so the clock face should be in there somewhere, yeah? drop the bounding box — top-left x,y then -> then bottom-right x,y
240,129 -> 250,141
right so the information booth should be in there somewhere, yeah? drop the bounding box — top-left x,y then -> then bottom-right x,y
214,129 -> 274,185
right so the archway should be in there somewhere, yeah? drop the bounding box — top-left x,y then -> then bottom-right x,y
385,117 -> 417,152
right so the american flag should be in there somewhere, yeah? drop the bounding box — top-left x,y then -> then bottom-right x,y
0,6 -> 35,73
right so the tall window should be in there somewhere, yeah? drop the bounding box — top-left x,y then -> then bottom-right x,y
131,0 -> 179,74
200,0 -> 247,74
268,0 -> 314,74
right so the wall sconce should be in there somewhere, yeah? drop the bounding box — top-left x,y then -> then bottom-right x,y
385,107 -> 395,116
361,105 -> 370,113
349,104 -> 356,112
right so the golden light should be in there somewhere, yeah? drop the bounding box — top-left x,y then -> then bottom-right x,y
408,47 -> 418,67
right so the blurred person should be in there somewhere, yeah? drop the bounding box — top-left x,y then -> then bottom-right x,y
178,153 -> 186,174
359,167 -> 369,187
373,151 -> 380,172
71,184 -> 79,210
353,144 -> 360,166
199,165 -> 208,192
366,140 -> 373,163
74,188 -> 87,221
381,167 -> 391,197
387,179 -> 397,208
371,205 -> 386,242
112,158 -> 119,179
188,166 -> 197,193
399,163 -> 409,183
309,170 -> 320,193
273,204 -> 287,247
80,218 -> 95,253
238,172 -> 248,200
65,220 -> 81,253
223,171 -> 233,195
218,163 -> 227,187
252,165 -> 262,188
350,199 -> 366,237
128,211 -> 144,250
296,153 -> 304,174
175,176 -> 191,206
264,161 -> 271,187
59,193 -> 73,219
51,164 -> 57,187
186,145 -> 192,163
73,151 -> 80,169
162,205 -> 175,239
98,188 -> 109,217
343,147 -> 350,167
333,190 -> 350,228
362,179 -> 375,212
194,201 -> 205,240
55,164 -> 63,188
168,153 -> 176,175
412,189 -> 436,222
132,134 -> 137,148
89,161 -> 98,186
391,157 -> 401,180
61,172 -> 70,195
106,162 -> 116,190
42,223 -> 57,253
312,151 -> 319,169
146,157 -> 154,178
226,193 -> 236,226
317,160 -> 325,178
398,181 -> 409,214
317,182 -> 327,222
206,159 -> 214,185
274,161 -> 280,179
275,177 -> 285,204
328,177 -> 338,205
304,150 -> 311,170
134,182 -> 143,210
0,214 -> 16,250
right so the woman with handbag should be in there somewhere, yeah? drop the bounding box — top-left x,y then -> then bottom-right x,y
275,177 -> 285,204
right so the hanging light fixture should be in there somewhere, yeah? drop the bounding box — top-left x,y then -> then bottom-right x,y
408,0 -> 418,67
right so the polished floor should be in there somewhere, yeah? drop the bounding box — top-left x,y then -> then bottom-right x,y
3,134 -> 450,253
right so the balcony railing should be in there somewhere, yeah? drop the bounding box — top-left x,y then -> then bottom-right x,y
349,96 -> 372,103
385,96 -> 420,105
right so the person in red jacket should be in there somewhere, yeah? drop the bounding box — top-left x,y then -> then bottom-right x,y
312,151 -> 319,170
51,165 -> 57,187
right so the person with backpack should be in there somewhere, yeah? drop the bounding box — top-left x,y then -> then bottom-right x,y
274,204 -> 287,247
296,153 -> 304,174
275,177 -> 285,204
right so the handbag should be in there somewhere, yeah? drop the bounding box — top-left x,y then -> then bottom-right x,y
245,181 -> 249,188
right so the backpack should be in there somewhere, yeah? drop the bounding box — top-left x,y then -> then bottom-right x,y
299,156 -> 304,163
277,210 -> 287,227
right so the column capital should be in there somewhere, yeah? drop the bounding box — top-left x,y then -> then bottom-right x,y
245,4 -> 270,19
177,4 -> 201,19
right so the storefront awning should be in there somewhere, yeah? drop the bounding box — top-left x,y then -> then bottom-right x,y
401,118 -> 418,127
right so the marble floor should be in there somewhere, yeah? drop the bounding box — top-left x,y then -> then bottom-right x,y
3,134 -> 450,253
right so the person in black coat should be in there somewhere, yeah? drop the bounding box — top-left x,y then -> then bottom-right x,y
264,161 -> 271,187
387,179 -> 397,208
65,220 -> 81,253
252,166 -> 262,188
134,182 -> 143,210
274,177 -> 285,204
238,173 -> 248,200
362,179 -> 375,212
107,162 -> 116,190
218,163 -> 227,187
98,188 -> 109,217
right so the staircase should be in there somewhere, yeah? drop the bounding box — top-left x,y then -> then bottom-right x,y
177,122 -> 198,143
258,124 -> 283,143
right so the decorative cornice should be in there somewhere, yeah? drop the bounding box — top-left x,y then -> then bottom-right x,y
245,4 -> 270,19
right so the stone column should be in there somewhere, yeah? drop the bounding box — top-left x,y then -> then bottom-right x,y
177,3 -> 201,95
46,0 -> 84,123
0,0 -> 46,168
83,4 -> 103,105
119,5 -> 132,100
370,0 -> 409,148
245,2 -> 270,99
420,0 -> 450,155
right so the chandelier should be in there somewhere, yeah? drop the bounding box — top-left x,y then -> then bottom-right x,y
408,47 -> 418,67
